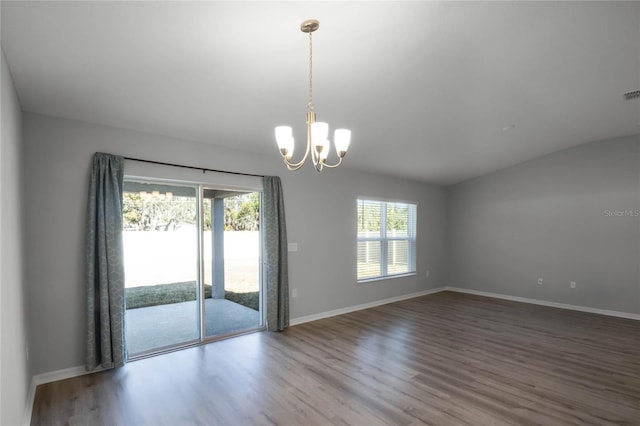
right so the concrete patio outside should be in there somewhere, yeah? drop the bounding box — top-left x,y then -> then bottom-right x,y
125,298 -> 262,355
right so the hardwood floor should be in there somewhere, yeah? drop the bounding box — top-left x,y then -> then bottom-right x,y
31,291 -> 640,425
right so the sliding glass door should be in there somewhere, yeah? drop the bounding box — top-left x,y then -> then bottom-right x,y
122,182 -> 200,355
123,180 -> 262,357
201,189 -> 262,338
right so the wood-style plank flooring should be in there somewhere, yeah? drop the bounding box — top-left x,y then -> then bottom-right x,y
32,292 -> 640,425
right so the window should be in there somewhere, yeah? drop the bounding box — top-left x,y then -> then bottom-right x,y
357,199 -> 417,281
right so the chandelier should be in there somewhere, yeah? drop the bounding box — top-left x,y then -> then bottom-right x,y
275,19 -> 351,172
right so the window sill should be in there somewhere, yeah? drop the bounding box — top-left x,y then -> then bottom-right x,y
357,272 -> 416,284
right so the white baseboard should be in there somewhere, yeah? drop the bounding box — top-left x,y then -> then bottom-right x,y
290,286 -> 640,326
290,287 -> 446,326
444,287 -> 640,321
24,365 -> 103,426
22,377 -> 36,426
34,365 -> 91,386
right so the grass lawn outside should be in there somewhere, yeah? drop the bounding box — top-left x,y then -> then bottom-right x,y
125,282 -> 259,311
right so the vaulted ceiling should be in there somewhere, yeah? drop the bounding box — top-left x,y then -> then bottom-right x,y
2,1 -> 639,184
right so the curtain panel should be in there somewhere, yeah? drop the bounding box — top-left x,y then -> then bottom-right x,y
263,176 -> 290,331
85,152 -> 126,370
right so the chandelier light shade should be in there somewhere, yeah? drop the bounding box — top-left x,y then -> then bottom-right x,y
275,19 -> 351,172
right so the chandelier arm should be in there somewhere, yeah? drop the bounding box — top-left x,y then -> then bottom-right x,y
308,118 -> 321,167
281,116 -> 314,169
286,162 -> 306,171
281,141 -> 311,169
314,153 -> 323,172
310,146 -> 320,170
317,156 -> 344,169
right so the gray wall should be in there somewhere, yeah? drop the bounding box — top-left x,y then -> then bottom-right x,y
447,135 -> 640,314
23,112 -> 447,375
22,99 -> 639,382
1,48 -> 30,425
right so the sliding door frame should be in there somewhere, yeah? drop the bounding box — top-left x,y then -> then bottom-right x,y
123,175 -> 265,359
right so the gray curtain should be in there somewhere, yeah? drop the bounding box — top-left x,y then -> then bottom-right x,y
85,152 -> 126,370
263,176 -> 289,331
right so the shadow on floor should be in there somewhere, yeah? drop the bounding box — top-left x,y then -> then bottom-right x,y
125,298 -> 261,355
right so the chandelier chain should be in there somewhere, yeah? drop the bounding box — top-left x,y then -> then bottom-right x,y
308,31 -> 313,111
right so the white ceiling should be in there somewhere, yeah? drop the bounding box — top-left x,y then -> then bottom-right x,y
2,1 -> 639,185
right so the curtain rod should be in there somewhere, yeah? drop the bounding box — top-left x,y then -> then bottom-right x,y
123,156 -> 264,178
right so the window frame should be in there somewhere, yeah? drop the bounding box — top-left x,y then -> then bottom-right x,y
356,198 -> 417,283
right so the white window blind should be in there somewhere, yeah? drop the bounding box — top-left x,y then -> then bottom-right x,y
357,199 -> 417,281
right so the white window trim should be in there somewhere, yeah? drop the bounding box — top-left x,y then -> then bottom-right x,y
357,198 -> 417,283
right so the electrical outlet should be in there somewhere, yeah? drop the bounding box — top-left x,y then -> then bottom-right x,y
425,270 -> 430,278
570,281 -> 576,289
537,277 -> 544,285
292,288 -> 297,298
